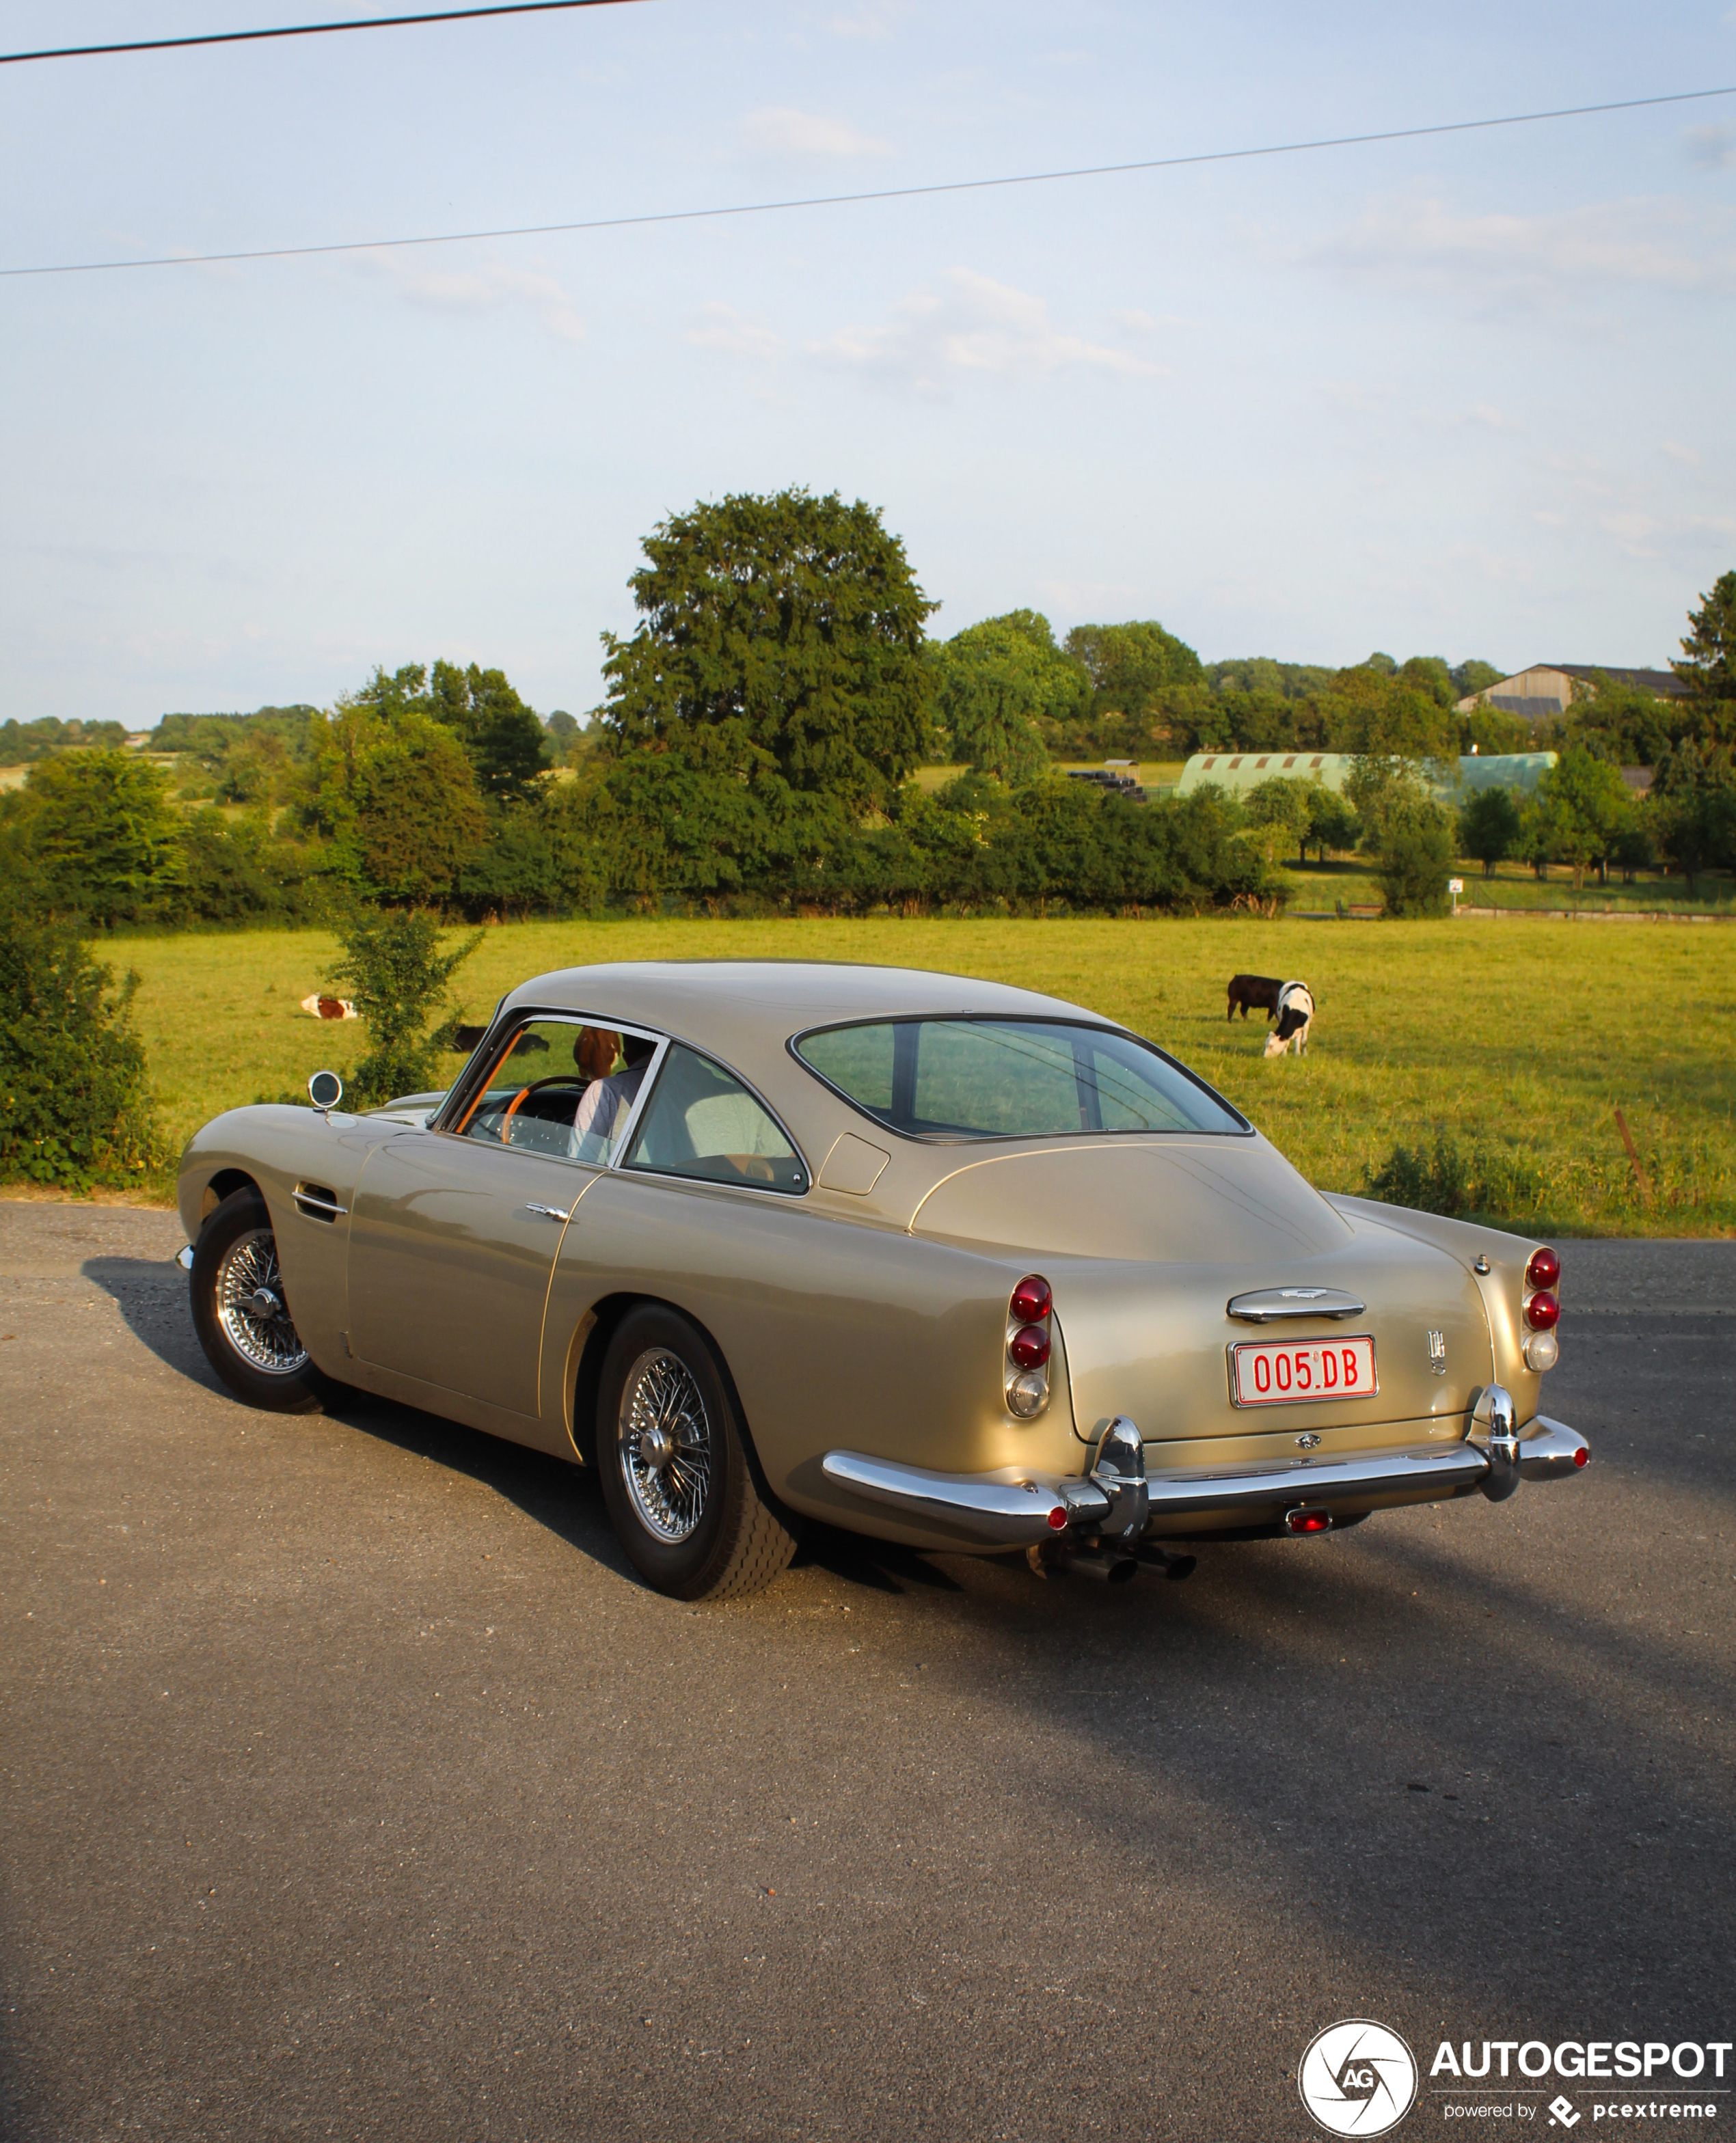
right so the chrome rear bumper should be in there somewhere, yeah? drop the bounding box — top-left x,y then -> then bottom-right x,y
820,1412 -> 1588,1551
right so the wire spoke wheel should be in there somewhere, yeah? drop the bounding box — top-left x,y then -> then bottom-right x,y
618,1346 -> 713,1544
215,1227 -> 310,1376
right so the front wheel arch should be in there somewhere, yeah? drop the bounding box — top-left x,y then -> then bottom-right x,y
198,1166 -> 261,1229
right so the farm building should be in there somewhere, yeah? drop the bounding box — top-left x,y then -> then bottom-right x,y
1175,750 -> 1556,800
1451,664 -> 1682,718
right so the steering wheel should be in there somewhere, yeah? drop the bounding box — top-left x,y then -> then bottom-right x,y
500,1075 -> 587,1144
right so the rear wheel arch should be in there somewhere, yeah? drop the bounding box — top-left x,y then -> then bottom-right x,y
568,1290 -> 774,1494
591,1298 -> 800,1600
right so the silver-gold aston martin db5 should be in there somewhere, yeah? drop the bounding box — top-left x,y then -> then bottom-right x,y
177,961 -> 1587,1597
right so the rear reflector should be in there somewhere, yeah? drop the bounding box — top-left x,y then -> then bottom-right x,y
1046,1505 -> 1070,1531
1573,1447 -> 1590,1468
1284,1507 -> 1334,1535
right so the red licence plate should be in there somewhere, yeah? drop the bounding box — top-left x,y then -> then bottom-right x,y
1231,1335 -> 1377,1406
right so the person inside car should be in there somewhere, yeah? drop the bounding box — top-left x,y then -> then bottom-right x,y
571,1030 -> 657,1161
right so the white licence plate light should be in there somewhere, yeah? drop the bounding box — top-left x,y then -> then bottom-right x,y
1231,1335 -> 1377,1406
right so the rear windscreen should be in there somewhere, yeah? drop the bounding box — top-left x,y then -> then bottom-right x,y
795,1018 -> 1247,1140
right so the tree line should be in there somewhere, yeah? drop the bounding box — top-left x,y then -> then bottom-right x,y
1,489 -> 1731,926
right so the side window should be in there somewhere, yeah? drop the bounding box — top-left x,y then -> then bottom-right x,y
450,1018 -> 659,1166
625,1045 -> 806,1194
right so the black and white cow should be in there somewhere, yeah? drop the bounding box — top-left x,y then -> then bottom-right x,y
1262,981 -> 1315,1057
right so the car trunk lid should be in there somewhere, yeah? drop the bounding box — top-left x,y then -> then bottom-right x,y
908,1141 -> 1493,1443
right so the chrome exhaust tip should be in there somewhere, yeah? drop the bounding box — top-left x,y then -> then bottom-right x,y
1066,1546 -> 1139,1584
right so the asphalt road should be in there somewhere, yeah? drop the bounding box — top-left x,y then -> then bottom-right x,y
1,1204 -> 1731,2143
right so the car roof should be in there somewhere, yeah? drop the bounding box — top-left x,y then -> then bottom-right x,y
504,961 -> 1100,1052
501,961 -> 1110,1119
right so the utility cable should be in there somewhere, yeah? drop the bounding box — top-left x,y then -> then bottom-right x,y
3,81 -> 1733,280
0,1 -> 647,67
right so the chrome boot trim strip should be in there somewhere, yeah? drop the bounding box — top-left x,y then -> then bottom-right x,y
1226,1287 -> 1366,1323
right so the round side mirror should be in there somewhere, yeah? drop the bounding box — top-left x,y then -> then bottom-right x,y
308,1069 -> 344,1112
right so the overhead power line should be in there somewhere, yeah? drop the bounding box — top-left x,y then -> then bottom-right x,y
0,0 -> 646,66
4,81 -> 1733,281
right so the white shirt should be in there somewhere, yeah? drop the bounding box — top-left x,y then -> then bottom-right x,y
571,1061 -> 649,1160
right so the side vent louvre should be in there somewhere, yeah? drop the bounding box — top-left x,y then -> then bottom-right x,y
293,1183 -> 347,1223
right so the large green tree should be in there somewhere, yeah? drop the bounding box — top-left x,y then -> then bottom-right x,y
348,661 -> 546,804
1673,570 -> 1736,744
1065,620 -> 1203,719
929,614 -> 1082,782
310,702 -> 487,905
16,750 -> 182,926
1532,746 -> 1636,886
599,489 -> 935,817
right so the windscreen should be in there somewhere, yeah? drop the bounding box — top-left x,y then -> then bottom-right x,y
796,1019 -> 1247,1140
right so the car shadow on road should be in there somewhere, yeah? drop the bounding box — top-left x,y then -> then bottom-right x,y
81,1255 -> 219,1388
79,1252 -> 633,1575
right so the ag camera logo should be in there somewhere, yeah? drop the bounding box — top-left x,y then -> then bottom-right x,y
1299,2019 -> 1420,2136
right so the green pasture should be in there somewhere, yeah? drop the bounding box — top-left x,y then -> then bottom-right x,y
105,916 -> 1735,1236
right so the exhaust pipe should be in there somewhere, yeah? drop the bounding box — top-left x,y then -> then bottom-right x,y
1066,1546 -> 1140,1584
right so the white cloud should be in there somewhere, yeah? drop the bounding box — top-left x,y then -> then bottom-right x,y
1306,194 -> 1736,308
357,254 -> 586,345
807,269 -> 1161,398
1034,578 -> 1139,615
824,1 -> 911,40
1599,511 -> 1662,556
1685,124 -> 1736,172
684,302 -> 784,362
1662,439 -> 1702,466
742,106 -> 891,158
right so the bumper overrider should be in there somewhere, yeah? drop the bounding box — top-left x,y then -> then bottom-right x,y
820,1386 -> 1589,1553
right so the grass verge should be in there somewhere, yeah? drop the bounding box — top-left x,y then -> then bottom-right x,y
51,916 -> 1733,1238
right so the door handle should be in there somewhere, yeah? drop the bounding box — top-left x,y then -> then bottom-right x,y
524,1203 -> 571,1223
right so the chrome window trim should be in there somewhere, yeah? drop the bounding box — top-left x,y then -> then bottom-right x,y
786,1012 -> 1253,1145
621,1039 -> 811,1199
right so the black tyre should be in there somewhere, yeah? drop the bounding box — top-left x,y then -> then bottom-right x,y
595,1305 -> 800,1600
189,1187 -> 326,1413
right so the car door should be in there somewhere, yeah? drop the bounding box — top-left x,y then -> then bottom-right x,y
345,1013 -> 660,1426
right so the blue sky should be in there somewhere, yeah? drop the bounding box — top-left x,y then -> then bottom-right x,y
2,0 -> 1733,728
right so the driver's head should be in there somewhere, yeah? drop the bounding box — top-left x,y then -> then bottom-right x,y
574,1027 -> 621,1081
621,1032 -> 657,1069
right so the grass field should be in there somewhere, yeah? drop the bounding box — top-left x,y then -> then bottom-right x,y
87,916 -> 1736,1236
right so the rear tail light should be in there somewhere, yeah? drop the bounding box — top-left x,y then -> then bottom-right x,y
1005,1276 -> 1053,1418
1010,1274 -> 1052,1323
1008,1324 -> 1050,1371
1285,1507 -> 1334,1535
1522,1246 -> 1561,1371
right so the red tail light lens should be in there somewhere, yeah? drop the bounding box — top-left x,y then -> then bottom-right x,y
1525,1290 -> 1560,1330
1285,1508 -> 1333,1535
1573,1447 -> 1589,1467
1009,1324 -> 1051,1371
1010,1274 -> 1052,1324
1525,1246 -> 1560,1290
